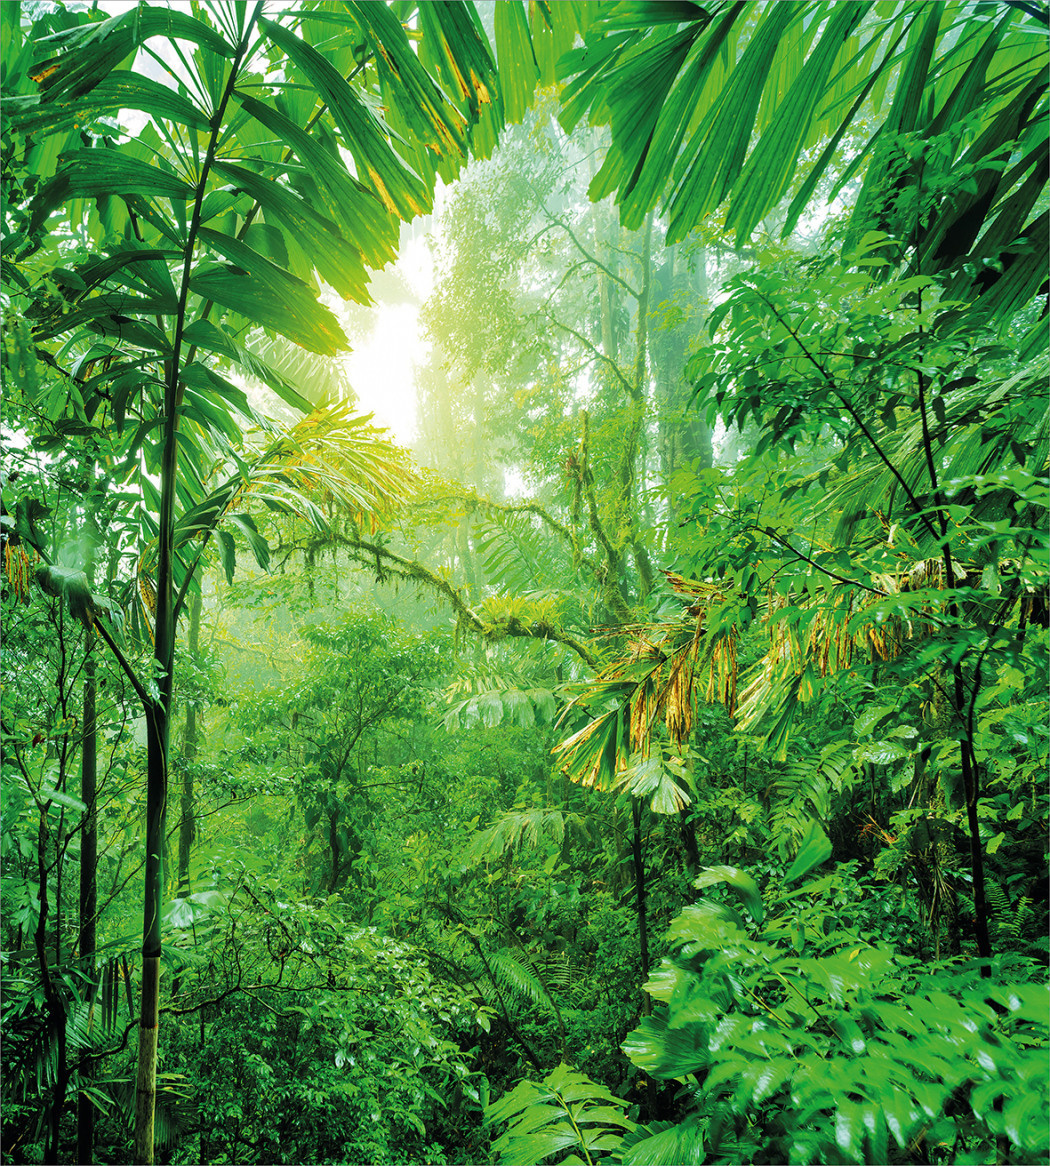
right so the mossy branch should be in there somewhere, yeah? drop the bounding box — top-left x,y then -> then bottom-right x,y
292,533 -> 601,669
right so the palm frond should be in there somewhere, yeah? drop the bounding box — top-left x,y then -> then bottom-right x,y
553,576 -> 740,794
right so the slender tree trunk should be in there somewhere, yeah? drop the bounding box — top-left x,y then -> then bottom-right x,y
136,305 -> 179,1161
77,636 -> 98,1165
36,807 -> 68,1165
178,589 -> 202,895
135,14 -> 260,1158
328,810 -> 342,895
631,797 -> 651,1017
136,701 -> 168,1165
597,199 -> 619,362
623,213 -> 655,600
171,589 -> 200,1000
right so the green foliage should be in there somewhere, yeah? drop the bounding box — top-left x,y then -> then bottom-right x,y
623,865 -> 1050,1165
554,0 -> 1048,305
486,1061 -> 635,1166
3,4 -> 1048,1164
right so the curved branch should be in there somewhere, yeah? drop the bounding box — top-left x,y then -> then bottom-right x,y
537,204 -> 642,299
416,493 -> 578,553
332,535 -> 600,668
542,312 -> 636,398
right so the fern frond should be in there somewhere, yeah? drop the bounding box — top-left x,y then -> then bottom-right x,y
465,808 -> 582,864
486,1062 -> 635,1166
474,508 -> 570,593
483,947 -> 551,1010
771,741 -> 860,846
988,883 -> 1035,945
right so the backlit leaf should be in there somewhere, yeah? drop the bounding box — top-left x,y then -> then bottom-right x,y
783,819 -> 833,885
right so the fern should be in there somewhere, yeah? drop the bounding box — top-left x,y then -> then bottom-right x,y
474,509 -> 568,594
771,740 -> 859,846
1,953 -> 130,1107
531,953 -> 588,1000
483,946 -> 552,1010
486,1062 -> 635,1166
106,1073 -> 196,1153
987,881 -> 1034,948
464,807 -> 584,864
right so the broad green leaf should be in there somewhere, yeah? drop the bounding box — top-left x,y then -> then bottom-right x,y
40,785 -> 88,814
553,702 -> 627,790
416,2 -> 500,123
73,248 -> 178,301
178,362 -> 257,426
29,6 -> 232,103
191,229 -> 348,357
261,18 -> 432,220
621,1122 -> 705,1166
783,819 -> 833,885
9,71 -> 210,135
224,513 -> 269,573
835,1099 -> 865,1161
667,3 -> 796,243
34,564 -> 96,627
623,1014 -> 709,1078
210,162 -> 371,303
615,754 -> 691,813
861,1102 -> 889,1166
588,26 -> 696,206
615,3 -> 744,227
494,1 -> 539,124
693,865 -> 764,924
858,739 -> 909,765
345,0 -> 468,160
29,149 -> 193,234
726,3 -> 870,241
180,318 -> 315,413
492,1128 -> 578,1164
215,529 -> 236,585
854,703 -> 894,736
32,295 -> 176,346
666,900 -> 746,949
233,91 -> 399,268
751,1059 -> 793,1105
180,387 -> 241,445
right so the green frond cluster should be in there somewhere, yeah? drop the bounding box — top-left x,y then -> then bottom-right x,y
485,1062 -> 635,1166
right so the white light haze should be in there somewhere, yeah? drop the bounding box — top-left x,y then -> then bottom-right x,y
341,232 -> 435,446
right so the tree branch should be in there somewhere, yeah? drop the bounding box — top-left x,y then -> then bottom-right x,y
759,526 -> 887,595
753,289 -> 941,545
542,312 -> 636,397
330,534 -> 600,669
535,204 -> 642,299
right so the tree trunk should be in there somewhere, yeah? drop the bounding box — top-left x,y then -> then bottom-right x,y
178,589 -> 202,895
134,12 -> 259,1157
135,703 -> 169,1165
36,808 -> 68,1165
77,636 -> 98,1165
631,797 -> 651,1017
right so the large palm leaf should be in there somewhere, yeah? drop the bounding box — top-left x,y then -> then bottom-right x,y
497,1 -> 1047,310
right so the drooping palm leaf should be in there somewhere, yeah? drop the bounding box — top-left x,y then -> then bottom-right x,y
527,1 -> 1048,311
